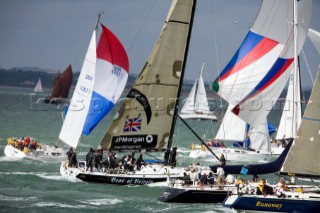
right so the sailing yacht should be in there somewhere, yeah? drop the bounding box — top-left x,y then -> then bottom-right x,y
161,0 -> 315,204
189,0 -> 310,163
61,0 -> 197,185
222,2 -> 320,212
180,63 -> 217,120
4,136 -> 64,158
44,64 -> 73,104
34,78 -> 43,93
271,28 -> 320,155
224,62 -> 320,213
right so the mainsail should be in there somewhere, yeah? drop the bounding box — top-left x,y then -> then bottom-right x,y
180,63 -> 217,120
59,20 -> 129,148
34,78 -> 43,93
281,28 -> 320,177
45,64 -> 73,103
213,0 -> 300,145
100,0 -> 196,151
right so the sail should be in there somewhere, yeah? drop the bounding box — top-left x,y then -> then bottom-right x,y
196,73 -> 210,113
213,0 -> 300,105
34,78 -> 43,93
180,77 -> 197,114
233,0 -> 312,130
59,30 -> 97,148
180,63 -> 216,119
281,68 -> 320,177
276,65 -> 301,140
82,24 -> 129,135
214,0 -> 299,142
248,118 -> 270,151
100,0 -> 196,151
46,64 -> 73,103
308,28 -> 320,55
215,104 -> 246,141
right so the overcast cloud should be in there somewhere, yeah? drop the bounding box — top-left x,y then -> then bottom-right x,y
0,0 -> 319,87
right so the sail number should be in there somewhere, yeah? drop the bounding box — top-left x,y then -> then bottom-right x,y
85,74 -> 93,81
112,65 -> 121,77
80,85 -> 91,94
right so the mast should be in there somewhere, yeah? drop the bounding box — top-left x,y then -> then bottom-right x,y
167,0 -> 197,149
292,0 -> 298,138
95,11 -> 103,31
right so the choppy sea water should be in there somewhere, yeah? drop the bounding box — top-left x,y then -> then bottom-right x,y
0,86 -> 291,212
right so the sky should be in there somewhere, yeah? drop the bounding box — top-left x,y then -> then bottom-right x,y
0,0 -> 319,88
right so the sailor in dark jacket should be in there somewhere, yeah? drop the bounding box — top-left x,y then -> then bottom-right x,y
164,148 -> 170,164
168,147 -> 177,166
86,148 -> 94,172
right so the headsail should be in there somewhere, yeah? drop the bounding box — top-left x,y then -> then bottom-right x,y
34,78 -> 43,93
280,68 -> 320,177
214,0 -> 300,143
276,65 -> 301,140
233,0 -> 312,130
45,64 -> 73,103
99,0 -> 196,151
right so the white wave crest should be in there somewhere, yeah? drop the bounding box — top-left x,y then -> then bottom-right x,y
31,202 -> 90,209
79,198 -> 123,206
0,194 -> 38,201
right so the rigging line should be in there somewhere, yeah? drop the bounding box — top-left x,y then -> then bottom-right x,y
177,114 -> 219,160
144,152 -> 162,162
209,0 -> 220,75
301,48 -> 315,85
127,0 -> 157,53
209,0 -> 224,110
192,5 -> 205,68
